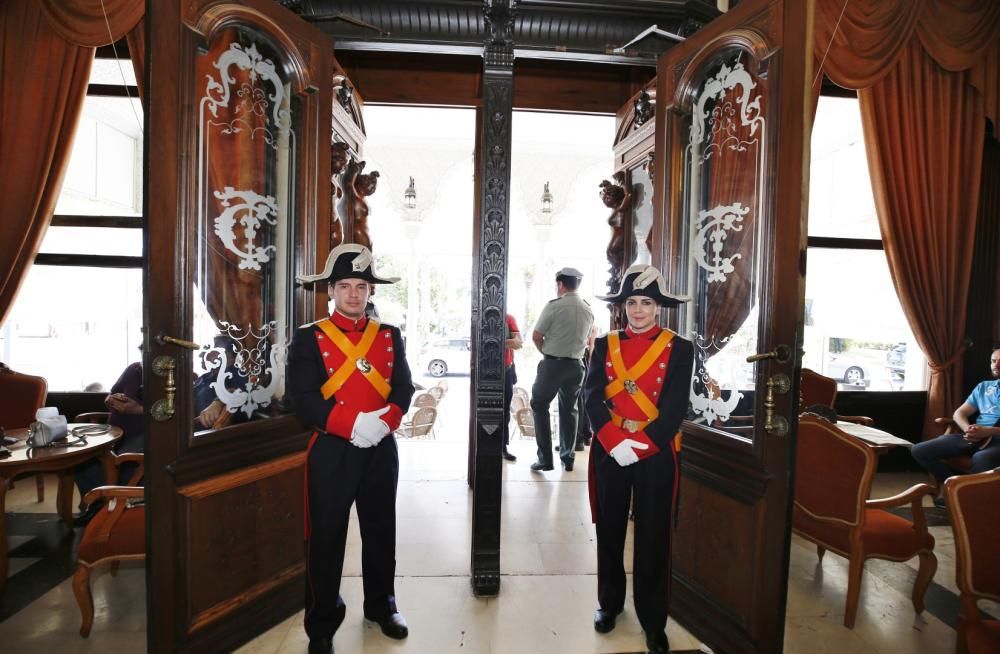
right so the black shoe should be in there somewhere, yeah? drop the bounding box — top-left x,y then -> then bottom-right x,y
933,495 -> 947,509
563,461 -> 574,471
530,462 -> 554,472
594,608 -> 622,633
582,436 -> 592,446
502,450 -> 517,462
308,636 -> 333,653
574,443 -> 585,451
365,611 -> 408,640
645,630 -> 670,653
554,445 -> 560,451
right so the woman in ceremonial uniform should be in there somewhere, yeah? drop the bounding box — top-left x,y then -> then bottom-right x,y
584,264 -> 693,654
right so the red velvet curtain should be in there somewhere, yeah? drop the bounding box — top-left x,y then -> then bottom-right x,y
0,1 -> 94,327
859,41 -> 985,435
814,0 -> 999,436
0,0 -> 144,327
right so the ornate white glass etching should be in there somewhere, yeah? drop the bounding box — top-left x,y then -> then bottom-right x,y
693,202 -> 748,283
193,27 -> 299,433
203,42 -> 291,146
212,187 -> 279,271
682,51 -> 766,433
200,322 -> 286,418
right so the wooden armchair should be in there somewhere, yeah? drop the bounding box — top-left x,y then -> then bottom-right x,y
792,415 -> 937,628
944,470 -> 1000,654
0,364 -> 48,501
73,451 -> 145,637
800,368 -> 873,426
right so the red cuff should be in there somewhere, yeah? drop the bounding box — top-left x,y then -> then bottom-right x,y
631,430 -> 660,459
596,423 -> 660,459
325,403 -> 357,440
382,404 -> 404,431
596,422 -> 629,453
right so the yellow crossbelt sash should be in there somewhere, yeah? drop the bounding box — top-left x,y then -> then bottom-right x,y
316,319 -> 391,401
604,330 -> 673,421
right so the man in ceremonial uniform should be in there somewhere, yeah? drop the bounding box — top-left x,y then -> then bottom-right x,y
584,264 -> 693,654
289,244 -> 415,654
530,266 -> 594,472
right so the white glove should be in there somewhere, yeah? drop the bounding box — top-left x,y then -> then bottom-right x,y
609,439 -> 649,467
351,406 -> 391,448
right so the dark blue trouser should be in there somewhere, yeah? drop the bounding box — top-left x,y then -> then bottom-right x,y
304,433 -> 399,641
911,433 -> 1000,484
503,364 -> 516,450
531,358 -> 584,466
592,439 -> 677,636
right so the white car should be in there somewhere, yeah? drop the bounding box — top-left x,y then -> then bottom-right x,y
420,337 -> 471,377
825,354 -> 872,387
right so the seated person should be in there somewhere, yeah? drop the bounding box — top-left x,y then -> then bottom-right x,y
911,347 -> 1000,506
75,340 -> 249,523
74,361 -> 145,524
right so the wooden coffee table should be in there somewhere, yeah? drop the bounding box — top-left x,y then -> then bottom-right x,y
0,423 -> 123,593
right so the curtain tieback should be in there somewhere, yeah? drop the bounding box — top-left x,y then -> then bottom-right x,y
927,338 -> 972,372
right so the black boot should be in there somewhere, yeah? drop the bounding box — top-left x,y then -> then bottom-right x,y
645,630 -> 670,654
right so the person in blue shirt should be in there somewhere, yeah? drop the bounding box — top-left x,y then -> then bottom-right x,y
911,347 -> 1000,505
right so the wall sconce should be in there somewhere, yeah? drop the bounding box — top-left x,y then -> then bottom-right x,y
404,176 -> 417,209
541,181 -> 553,214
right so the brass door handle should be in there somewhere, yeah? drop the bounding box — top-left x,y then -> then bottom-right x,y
762,373 -> 790,437
150,355 -> 177,422
746,344 -> 792,363
156,333 -> 202,350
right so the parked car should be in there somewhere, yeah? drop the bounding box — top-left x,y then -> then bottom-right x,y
886,343 -> 906,371
825,354 -> 871,386
420,337 -> 471,377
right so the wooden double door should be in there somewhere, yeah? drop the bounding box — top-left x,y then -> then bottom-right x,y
142,0 -> 812,652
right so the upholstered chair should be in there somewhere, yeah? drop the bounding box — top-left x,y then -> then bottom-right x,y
944,470 -> 1000,654
0,363 -> 48,501
792,415 -> 937,628
73,452 -> 145,637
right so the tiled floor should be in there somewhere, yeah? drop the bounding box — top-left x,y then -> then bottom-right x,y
0,379 -> 983,652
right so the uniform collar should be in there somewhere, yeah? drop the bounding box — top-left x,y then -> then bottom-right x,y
625,325 -> 661,340
330,310 -> 368,332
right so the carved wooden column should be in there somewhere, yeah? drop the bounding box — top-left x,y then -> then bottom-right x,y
470,0 -> 515,598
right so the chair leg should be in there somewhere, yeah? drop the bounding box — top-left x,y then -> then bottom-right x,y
73,564 -> 94,637
816,545 -> 825,562
911,551 -> 938,614
844,554 -> 864,628
35,474 -> 45,503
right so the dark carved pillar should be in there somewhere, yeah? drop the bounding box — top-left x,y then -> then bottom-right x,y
470,0 -> 515,598
601,171 -> 630,329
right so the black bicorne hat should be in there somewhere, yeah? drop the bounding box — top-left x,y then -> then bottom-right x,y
297,244 -> 399,285
597,264 -> 688,307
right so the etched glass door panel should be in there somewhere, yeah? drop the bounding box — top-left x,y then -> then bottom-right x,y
193,27 -> 299,433
681,51 -> 766,436
629,162 -> 654,266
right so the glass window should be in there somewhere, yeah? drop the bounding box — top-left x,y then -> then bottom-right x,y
38,226 -> 142,257
2,62 -> 144,391
808,97 -> 880,239
0,266 -> 143,391
54,95 -> 143,216
803,249 -> 924,391
806,96 -> 926,391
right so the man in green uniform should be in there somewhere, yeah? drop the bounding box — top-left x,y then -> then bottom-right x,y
529,267 -> 595,472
